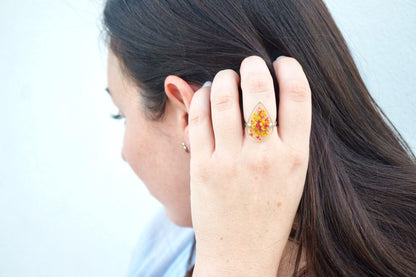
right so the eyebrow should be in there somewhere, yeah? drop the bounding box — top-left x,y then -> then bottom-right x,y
105,87 -> 111,95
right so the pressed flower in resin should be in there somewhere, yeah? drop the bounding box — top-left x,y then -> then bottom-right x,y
246,102 -> 275,142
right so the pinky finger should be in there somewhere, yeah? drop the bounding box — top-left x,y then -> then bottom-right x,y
188,86 -> 215,160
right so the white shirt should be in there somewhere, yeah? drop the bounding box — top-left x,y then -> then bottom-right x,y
126,207 -> 196,277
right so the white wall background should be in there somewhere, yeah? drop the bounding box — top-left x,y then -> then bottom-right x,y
0,0 -> 415,276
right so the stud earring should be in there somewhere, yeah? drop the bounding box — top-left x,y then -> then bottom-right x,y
182,142 -> 190,153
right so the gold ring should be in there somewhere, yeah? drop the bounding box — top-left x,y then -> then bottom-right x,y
244,101 -> 277,142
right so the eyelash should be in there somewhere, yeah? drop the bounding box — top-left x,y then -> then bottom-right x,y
111,113 -> 125,120
111,113 -> 126,126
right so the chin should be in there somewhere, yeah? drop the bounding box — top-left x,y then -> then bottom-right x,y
164,207 -> 193,227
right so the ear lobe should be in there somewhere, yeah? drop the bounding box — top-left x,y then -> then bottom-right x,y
164,75 -> 196,113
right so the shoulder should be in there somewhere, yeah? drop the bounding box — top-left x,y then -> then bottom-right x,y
126,207 -> 196,277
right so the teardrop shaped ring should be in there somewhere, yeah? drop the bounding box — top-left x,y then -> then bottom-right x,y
244,101 -> 277,142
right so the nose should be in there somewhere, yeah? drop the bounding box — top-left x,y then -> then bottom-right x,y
121,151 -> 126,162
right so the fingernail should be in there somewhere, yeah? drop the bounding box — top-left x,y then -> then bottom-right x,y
202,81 -> 212,88
275,55 -> 286,62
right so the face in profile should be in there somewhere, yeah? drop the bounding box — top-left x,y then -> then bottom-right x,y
106,51 -> 194,227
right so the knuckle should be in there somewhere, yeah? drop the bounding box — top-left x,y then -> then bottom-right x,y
191,163 -> 212,183
244,72 -> 273,94
195,153 -> 236,184
277,57 -> 310,103
286,82 -> 310,103
189,111 -> 207,126
189,90 -> 209,125
189,90 -> 203,111
220,162 -> 237,179
213,93 -> 235,112
248,151 -> 273,174
213,151 -> 233,166
287,146 -> 308,168
211,69 -> 239,112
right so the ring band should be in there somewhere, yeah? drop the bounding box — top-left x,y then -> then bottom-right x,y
244,121 -> 277,128
244,101 -> 277,142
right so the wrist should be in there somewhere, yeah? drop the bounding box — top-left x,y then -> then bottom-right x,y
193,241 -> 283,277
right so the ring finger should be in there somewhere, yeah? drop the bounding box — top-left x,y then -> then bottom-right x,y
240,56 -> 279,146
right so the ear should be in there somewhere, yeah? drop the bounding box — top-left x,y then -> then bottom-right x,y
164,75 -> 199,150
164,75 -> 196,114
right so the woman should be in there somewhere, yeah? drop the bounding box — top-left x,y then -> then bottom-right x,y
103,0 -> 416,276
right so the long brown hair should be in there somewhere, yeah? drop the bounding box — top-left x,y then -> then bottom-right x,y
103,0 -> 416,275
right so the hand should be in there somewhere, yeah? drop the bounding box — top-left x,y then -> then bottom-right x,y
188,56 -> 312,276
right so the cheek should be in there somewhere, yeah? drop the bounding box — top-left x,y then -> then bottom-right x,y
120,119 -> 192,225
122,122 -> 144,169
121,120 -> 161,182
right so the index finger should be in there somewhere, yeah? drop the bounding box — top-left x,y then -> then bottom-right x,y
189,86 -> 215,160
273,57 -> 312,154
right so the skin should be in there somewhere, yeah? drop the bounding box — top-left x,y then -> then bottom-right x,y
189,56 -> 311,276
107,51 -> 311,276
107,51 -> 197,227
